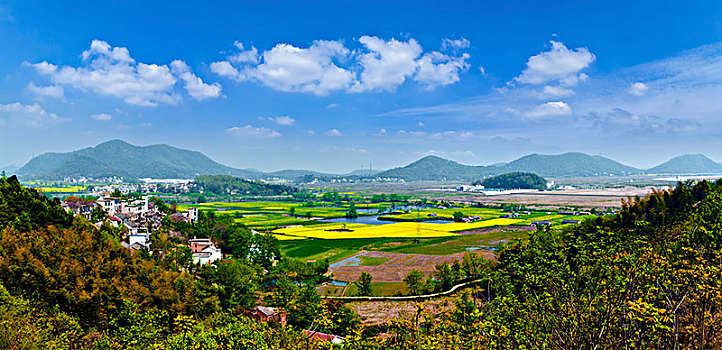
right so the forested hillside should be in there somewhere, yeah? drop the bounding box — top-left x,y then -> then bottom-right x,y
473,172 -> 547,190
195,175 -> 298,196
17,140 -> 263,180
3,174 -> 722,348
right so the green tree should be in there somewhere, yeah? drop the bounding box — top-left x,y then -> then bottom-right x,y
249,233 -> 280,268
355,272 -> 373,296
207,259 -> 259,310
225,224 -> 253,259
404,270 -> 425,295
453,211 -> 465,222
91,205 -> 107,222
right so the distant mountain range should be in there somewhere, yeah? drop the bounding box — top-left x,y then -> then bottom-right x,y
13,140 -> 722,181
375,153 -> 642,181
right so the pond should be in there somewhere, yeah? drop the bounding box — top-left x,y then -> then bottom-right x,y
330,254 -> 362,267
327,280 -> 348,286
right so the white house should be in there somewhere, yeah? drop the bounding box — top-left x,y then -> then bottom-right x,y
189,238 -> 223,265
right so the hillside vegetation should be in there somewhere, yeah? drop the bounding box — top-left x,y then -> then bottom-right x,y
473,172 -> 547,189
195,175 -> 298,196
3,175 -> 722,347
17,140 -> 263,180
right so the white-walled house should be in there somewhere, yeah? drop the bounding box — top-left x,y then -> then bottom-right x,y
189,238 -> 223,265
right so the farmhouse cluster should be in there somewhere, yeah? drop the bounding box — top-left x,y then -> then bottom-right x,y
61,195 -> 222,265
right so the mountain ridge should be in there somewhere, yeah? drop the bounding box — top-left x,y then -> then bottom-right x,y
15,140 -> 722,181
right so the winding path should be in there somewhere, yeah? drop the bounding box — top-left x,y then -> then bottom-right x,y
322,279 -> 484,301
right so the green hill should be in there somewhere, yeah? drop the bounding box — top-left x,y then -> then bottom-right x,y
496,152 -> 641,177
17,140 -> 264,180
647,154 -> 722,174
376,155 -> 487,181
376,153 -> 641,181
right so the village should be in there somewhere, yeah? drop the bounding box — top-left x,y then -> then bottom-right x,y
60,194 -> 226,265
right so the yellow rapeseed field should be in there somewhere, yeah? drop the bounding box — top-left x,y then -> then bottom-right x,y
272,218 -> 524,239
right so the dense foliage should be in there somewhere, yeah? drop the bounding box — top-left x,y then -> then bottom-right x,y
473,172 -> 547,190
195,174 -> 298,196
6,175 -> 722,348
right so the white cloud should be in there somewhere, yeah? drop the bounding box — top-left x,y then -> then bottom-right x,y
397,130 -> 427,137
418,121 -> 425,127
442,38 -> 470,50
433,130 -> 474,139
226,125 -> 281,138
326,128 -> 343,136
350,36 -> 422,92
25,82 -> 64,100
326,103 -> 339,109
415,51 -> 470,88
90,113 -> 112,121
514,41 -> 595,85
525,101 -> 572,118
170,60 -> 222,100
541,85 -> 575,97
214,36 -> 470,94
306,130 -> 315,135
229,41 -> 259,64
213,40 -> 354,96
629,82 -> 648,96
28,40 -> 221,106
268,115 -> 295,125
140,122 -> 152,127
0,102 -> 68,128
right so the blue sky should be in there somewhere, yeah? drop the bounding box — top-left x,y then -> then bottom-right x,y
2,0 -> 722,172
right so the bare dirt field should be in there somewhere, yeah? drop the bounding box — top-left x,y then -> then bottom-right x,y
330,250 -> 495,283
450,186 -> 664,209
347,297 -> 457,326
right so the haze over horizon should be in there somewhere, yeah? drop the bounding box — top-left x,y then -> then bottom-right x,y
2,1 -> 722,172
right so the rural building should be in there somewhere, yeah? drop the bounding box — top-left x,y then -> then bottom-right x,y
302,330 -> 344,345
189,238 -> 223,265
252,306 -> 287,325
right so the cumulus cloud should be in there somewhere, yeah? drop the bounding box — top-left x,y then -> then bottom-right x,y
27,40 -> 221,106
0,102 -> 68,128
25,82 -> 64,100
268,115 -> 295,125
349,36 -> 423,92
213,36 -> 470,94
226,125 -> 281,138
525,101 -> 572,118
212,40 -> 354,96
514,41 -> 595,85
326,128 -> 343,136
90,113 -> 112,121
629,82 -> 648,96
415,51 -> 470,88
170,60 -> 222,100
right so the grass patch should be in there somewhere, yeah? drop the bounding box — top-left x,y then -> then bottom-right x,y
358,256 -> 390,266
344,282 -> 408,297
